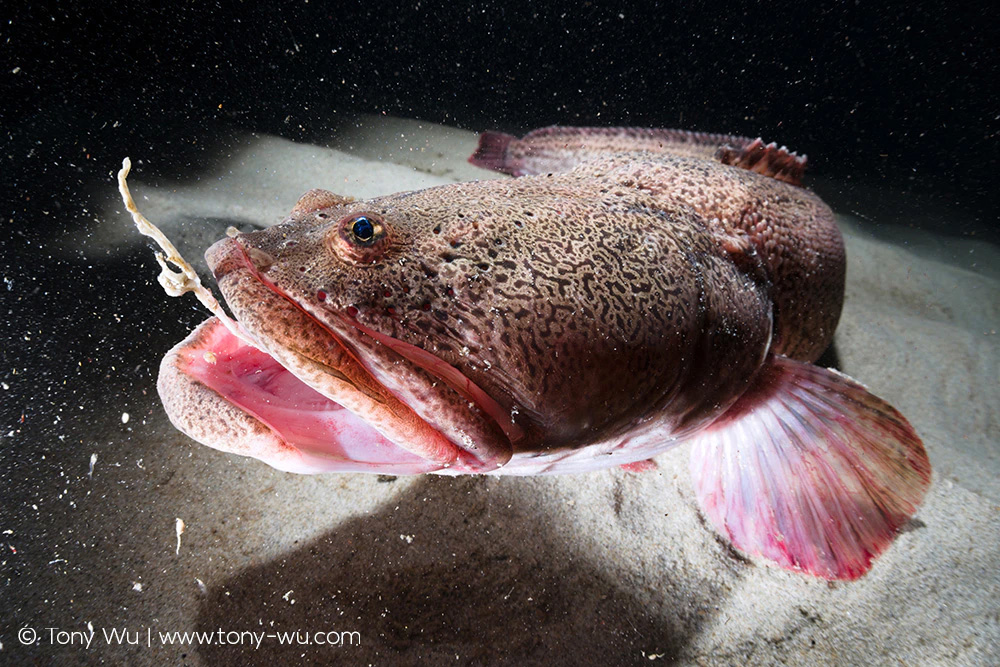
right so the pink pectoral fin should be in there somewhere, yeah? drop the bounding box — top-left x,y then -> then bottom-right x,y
688,355 -> 931,580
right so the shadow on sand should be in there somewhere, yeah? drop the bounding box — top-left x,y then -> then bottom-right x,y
195,475 -> 728,665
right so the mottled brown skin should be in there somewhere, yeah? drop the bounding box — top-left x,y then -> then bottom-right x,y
474,127 -> 842,362
570,155 -> 845,361
207,149 -> 841,463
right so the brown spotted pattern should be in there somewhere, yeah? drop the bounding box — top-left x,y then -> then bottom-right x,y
570,155 -> 844,361
206,149 -> 827,457
476,126 -> 842,361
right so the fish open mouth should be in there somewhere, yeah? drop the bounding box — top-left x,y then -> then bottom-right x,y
158,317 -> 444,473
157,235 -> 514,475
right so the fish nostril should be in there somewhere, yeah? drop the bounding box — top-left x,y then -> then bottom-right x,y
246,247 -> 276,271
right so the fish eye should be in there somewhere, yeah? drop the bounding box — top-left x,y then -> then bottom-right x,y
350,216 -> 377,245
330,212 -> 390,263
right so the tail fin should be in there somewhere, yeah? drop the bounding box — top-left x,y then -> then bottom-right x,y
468,131 -> 517,175
689,355 -> 931,580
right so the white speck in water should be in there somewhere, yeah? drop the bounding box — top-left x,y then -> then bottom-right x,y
132,582 -> 143,592
121,412 -> 129,424
400,534 -> 414,544
88,453 -> 97,479
175,518 -> 185,555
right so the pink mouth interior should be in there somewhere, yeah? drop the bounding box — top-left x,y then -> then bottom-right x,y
179,318 -> 439,473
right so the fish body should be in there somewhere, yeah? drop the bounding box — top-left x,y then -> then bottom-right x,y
153,126 -> 929,579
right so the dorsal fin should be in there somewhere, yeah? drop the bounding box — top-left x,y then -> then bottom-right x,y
716,138 -> 808,186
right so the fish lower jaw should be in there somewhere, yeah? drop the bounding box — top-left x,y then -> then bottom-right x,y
157,317 -> 454,474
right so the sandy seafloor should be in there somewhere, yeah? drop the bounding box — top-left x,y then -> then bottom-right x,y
4,117 -> 998,665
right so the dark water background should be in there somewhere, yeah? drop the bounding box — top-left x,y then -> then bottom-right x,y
5,1 -> 998,227
2,1 -> 997,663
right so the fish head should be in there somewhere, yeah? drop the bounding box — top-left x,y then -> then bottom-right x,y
161,187 -> 523,474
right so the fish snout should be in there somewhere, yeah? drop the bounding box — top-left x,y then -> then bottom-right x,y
205,236 -> 244,280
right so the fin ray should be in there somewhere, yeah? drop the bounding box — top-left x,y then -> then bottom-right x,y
689,355 -> 931,580
467,131 -> 518,175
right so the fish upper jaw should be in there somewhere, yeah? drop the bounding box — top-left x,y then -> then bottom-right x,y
187,234 -> 514,473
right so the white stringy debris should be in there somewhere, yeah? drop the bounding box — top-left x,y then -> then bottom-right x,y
117,157 -> 256,347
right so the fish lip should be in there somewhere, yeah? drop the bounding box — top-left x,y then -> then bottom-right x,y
206,234 -> 516,468
205,235 -> 251,282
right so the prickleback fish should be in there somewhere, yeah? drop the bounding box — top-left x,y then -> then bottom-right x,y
145,125 -> 930,580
